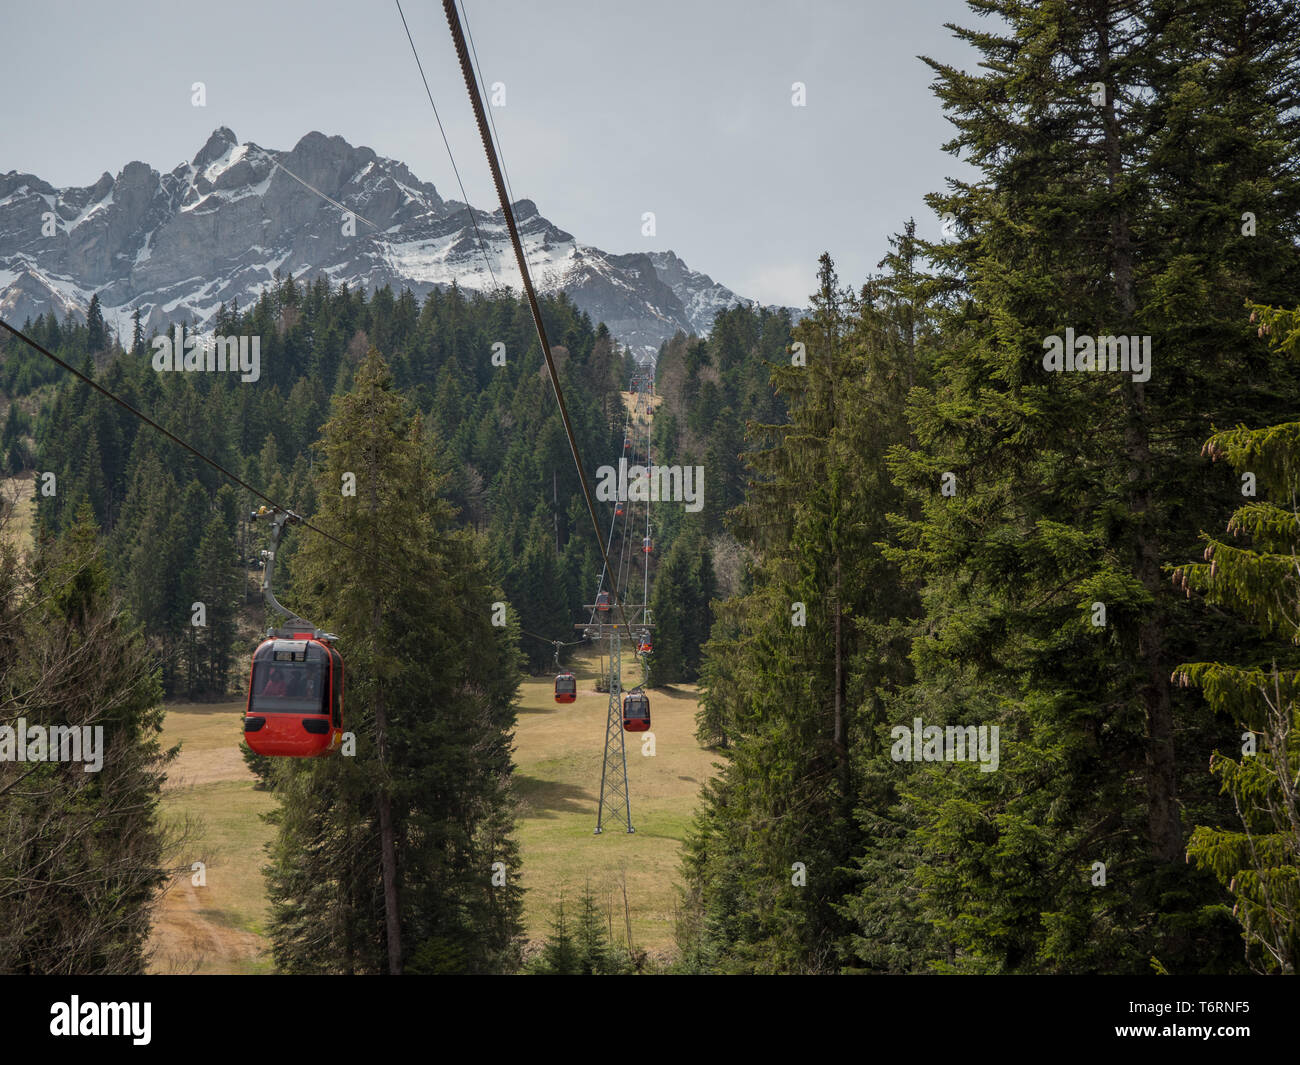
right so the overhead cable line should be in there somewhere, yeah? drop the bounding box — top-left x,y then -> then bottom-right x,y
250,145 -> 379,229
520,628 -> 586,647
460,0 -> 517,210
590,498 -> 622,627
460,0 -> 537,280
394,0 -> 501,291
442,0 -> 637,647
0,318 -> 400,578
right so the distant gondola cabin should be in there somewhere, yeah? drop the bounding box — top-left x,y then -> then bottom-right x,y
596,592 -> 611,612
642,537 -> 653,554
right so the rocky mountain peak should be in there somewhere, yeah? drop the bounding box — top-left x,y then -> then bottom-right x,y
0,129 -> 788,357
193,126 -> 239,169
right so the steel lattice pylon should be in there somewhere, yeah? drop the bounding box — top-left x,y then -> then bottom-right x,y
595,625 -> 634,834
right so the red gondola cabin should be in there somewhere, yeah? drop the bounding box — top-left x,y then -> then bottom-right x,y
243,634 -> 344,757
642,537 -> 654,554
596,591 -> 611,612
554,671 -> 577,703
623,690 -> 651,732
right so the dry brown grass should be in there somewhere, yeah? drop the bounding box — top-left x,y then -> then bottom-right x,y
146,700 -> 275,975
0,475 -> 36,559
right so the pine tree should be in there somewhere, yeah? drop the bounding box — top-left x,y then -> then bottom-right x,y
85,294 -> 106,357
130,307 -> 144,358
859,0 -> 1300,973
265,348 -> 524,974
2,403 -> 30,474
646,525 -> 716,686
527,885 -> 631,975
193,506 -> 239,695
684,254 -> 887,972
1175,302 -> 1300,974
529,894 -> 581,975
647,534 -> 693,685
574,883 -> 612,975
0,505 -> 175,973
2,403 -> 22,453
685,535 -> 716,677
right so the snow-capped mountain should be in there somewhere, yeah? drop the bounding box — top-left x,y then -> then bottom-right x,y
0,128 -> 786,360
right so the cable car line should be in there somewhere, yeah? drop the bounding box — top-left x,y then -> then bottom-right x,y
0,319 -> 408,584
394,0 -> 500,292
594,474 -> 635,629
618,485 -> 634,619
248,145 -> 379,230
589,485 -> 623,626
519,628 -> 585,648
641,402 -> 652,615
437,0 -> 661,799
442,0 -> 638,647
457,0 -> 541,285
459,0 -> 517,212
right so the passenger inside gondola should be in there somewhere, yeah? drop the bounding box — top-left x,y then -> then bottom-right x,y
261,667 -> 288,697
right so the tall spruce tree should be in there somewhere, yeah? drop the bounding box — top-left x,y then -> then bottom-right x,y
684,253 -> 908,972
264,348 -> 523,974
85,294 -> 106,358
192,500 -> 240,695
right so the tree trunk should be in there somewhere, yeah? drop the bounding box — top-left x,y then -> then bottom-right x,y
367,371 -> 403,972
833,553 -> 846,766
1100,10 -> 1181,862
374,605 -> 403,973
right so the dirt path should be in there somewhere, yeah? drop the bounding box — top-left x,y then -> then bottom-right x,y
146,702 -> 274,975
0,474 -> 36,557
148,878 -> 268,975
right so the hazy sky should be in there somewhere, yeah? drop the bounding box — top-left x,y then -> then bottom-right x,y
2,0 -> 982,307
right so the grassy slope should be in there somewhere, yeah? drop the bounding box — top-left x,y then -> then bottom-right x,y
146,702 -> 276,974
0,475 -> 36,557
513,645 -> 714,961
146,651 -> 714,972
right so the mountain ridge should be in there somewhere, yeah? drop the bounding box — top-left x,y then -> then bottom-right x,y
0,128 -> 797,359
